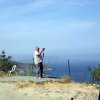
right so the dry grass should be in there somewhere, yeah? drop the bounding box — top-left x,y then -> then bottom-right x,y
0,71 -> 20,78
10,81 -> 64,88
8,81 -> 99,93
0,71 -> 7,78
0,81 -> 98,100
60,75 -> 71,83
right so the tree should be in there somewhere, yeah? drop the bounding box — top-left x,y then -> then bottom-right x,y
0,51 -> 13,72
91,65 -> 100,83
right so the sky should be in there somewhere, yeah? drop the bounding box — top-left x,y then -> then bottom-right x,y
0,0 -> 100,61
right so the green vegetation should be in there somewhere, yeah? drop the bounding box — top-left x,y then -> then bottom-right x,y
26,73 -> 33,76
0,51 -> 13,73
91,65 -> 100,83
60,75 -> 71,83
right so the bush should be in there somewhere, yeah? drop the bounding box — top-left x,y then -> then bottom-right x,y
91,65 -> 100,83
60,75 -> 71,83
0,51 -> 13,73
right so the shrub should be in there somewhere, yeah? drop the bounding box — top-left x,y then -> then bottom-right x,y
0,51 -> 13,73
91,65 -> 100,83
60,75 -> 71,83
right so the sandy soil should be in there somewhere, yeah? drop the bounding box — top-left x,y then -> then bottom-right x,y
0,81 -> 99,100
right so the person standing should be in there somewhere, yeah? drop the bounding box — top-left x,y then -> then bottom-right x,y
34,46 -> 45,78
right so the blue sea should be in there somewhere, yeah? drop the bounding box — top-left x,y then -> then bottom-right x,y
43,59 -> 100,82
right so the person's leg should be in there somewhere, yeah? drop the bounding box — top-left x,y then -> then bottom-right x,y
36,64 -> 40,77
40,62 -> 43,78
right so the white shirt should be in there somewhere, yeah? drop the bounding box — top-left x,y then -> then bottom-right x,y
34,50 -> 43,65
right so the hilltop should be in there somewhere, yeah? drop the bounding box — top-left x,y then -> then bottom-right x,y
0,76 -> 99,100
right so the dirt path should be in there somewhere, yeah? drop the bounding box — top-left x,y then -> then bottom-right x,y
0,76 -> 60,82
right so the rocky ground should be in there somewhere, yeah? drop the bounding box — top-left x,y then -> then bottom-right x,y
0,76 -> 99,100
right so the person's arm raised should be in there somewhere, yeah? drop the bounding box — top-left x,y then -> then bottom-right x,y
38,48 -> 45,56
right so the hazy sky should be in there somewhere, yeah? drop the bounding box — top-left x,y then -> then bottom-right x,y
0,0 -> 100,60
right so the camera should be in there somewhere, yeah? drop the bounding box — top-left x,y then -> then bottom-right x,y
43,48 -> 45,51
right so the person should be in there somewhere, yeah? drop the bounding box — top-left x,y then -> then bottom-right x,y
34,46 -> 45,78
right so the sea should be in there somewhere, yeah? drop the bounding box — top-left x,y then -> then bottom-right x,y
43,57 -> 100,83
